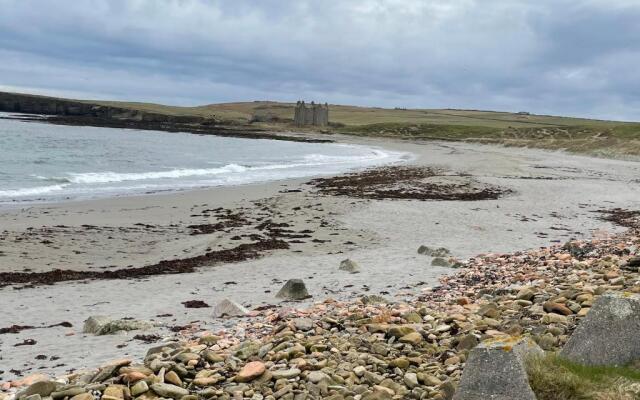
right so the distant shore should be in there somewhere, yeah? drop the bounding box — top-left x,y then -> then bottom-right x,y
0,113 -> 333,143
3,90 -> 640,158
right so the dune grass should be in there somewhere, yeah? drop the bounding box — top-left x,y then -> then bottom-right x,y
526,353 -> 640,400
334,121 -> 640,158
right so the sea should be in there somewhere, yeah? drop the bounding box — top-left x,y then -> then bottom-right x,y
0,113 -> 409,205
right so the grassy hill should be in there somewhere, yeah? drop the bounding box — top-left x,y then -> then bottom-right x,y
91,99 -> 616,128
89,99 -> 640,158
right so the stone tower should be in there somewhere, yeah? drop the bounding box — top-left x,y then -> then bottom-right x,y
294,101 -> 329,127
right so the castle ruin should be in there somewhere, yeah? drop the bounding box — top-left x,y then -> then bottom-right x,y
294,101 -> 329,127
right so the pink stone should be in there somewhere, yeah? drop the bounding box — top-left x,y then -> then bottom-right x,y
236,361 -> 266,382
10,373 -> 50,387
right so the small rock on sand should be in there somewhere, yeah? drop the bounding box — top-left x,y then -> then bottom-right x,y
431,257 -> 453,268
83,316 -> 152,335
339,258 -> 361,273
212,299 -> 249,318
276,279 -> 311,300
418,245 -> 451,257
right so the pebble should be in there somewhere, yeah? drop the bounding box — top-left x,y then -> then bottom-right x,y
150,383 -> 189,399
270,369 -> 301,380
236,361 -> 266,383
6,232 -> 639,400
130,381 -> 148,396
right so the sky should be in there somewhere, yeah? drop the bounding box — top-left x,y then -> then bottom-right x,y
0,0 -> 638,121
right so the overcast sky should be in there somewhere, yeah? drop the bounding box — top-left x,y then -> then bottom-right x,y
0,0 -> 638,120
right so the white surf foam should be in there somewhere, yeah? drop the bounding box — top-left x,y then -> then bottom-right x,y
67,164 -> 248,184
0,184 -> 68,198
63,148 -> 403,185
2,144 -> 411,202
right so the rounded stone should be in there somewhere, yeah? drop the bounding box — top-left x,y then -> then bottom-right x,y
236,361 -> 266,383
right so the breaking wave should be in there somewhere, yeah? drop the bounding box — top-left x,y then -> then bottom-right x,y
0,184 -> 68,197
67,164 -> 248,184
0,124 -> 410,202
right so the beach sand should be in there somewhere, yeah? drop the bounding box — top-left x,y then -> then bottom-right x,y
1,136 -> 640,381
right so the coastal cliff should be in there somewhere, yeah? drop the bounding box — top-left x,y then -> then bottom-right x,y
0,91 -> 203,124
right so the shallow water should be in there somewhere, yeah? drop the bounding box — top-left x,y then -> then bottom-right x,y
0,113 -> 408,204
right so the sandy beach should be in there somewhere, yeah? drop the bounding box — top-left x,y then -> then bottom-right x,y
2,136 -> 640,382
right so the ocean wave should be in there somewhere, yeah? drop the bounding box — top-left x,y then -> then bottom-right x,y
2,146 -> 410,202
63,151 -> 396,185
32,175 -> 72,183
67,164 -> 248,184
245,149 -> 401,171
301,149 -> 391,163
0,184 -> 68,198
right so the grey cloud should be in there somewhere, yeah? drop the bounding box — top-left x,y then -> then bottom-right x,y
0,0 -> 638,120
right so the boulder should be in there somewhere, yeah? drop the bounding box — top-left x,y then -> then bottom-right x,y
82,316 -> 112,334
212,299 -> 249,318
561,292 -> 640,366
276,279 -> 311,300
339,259 -> 361,273
83,316 -> 152,335
453,336 -> 542,400
17,381 -> 58,399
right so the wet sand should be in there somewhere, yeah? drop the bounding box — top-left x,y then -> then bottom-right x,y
1,137 -> 640,381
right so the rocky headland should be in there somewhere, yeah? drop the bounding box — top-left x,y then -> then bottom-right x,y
0,92 -> 329,143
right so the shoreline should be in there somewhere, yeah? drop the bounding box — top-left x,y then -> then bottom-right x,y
1,135 -> 640,383
0,115 -> 408,209
0,113 -> 334,144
